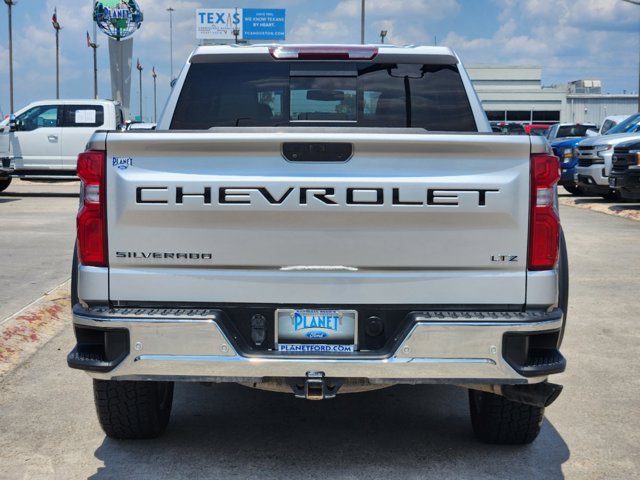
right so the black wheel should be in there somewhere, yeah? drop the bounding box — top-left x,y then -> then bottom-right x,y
469,389 -> 545,445
562,184 -> 582,195
93,379 -> 174,439
0,177 -> 11,193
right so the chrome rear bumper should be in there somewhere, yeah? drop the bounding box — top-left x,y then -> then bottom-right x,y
70,306 -> 564,384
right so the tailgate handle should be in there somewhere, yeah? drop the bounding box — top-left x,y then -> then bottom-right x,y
282,143 -> 352,162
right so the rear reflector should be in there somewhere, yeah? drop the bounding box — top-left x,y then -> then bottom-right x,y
528,154 -> 560,270
77,150 -> 107,267
269,46 -> 378,60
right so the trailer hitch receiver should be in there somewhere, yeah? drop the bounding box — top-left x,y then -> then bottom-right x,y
290,372 -> 343,400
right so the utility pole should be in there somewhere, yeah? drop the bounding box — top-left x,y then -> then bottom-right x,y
167,7 -> 175,81
152,66 -> 157,123
52,7 -> 61,99
136,58 -> 143,121
360,0 -> 365,44
5,0 -> 16,112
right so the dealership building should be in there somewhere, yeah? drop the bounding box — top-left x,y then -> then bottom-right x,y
466,65 -> 638,125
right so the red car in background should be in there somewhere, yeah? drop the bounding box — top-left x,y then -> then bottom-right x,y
524,124 -> 551,136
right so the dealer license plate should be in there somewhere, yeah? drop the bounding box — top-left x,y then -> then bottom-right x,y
275,309 -> 357,353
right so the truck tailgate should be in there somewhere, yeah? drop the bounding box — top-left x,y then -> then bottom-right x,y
103,131 -> 532,306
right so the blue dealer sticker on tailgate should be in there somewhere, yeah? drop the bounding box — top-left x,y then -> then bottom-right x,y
112,157 -> 133,170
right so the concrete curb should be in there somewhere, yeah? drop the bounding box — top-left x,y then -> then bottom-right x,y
559,196 -> 640,222
0,280 -> 71,378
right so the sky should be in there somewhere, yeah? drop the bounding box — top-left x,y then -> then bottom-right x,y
0,0 -> 638,120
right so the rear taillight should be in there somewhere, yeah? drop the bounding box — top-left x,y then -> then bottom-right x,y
77,150 -> 107,267
269,45 -> 378,60
528,154 -> 560,270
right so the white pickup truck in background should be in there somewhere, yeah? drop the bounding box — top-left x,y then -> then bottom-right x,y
68,44 -> 568,445
0,99 -> 124,192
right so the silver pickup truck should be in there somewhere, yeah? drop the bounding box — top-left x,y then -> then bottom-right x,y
68,44 -> 568,445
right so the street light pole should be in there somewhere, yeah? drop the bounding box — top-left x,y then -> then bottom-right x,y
360,0 -> 365,44
379,30 -> 387,44
137,58 -> 143,121
167,7 -> 175,82
52,7 -> 61,99
5,0 -> 16,113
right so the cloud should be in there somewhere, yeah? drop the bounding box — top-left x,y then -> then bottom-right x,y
290,0 -> 460,44
440,0 -> 639,92
334,0 -> 460,19
289,19 -> 352,43
443,32 -> 493,54
520,0 -> 639,29
45,1 -> 93,33
0,0 -> 637,116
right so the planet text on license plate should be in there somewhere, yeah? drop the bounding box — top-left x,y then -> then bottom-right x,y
276,309 -> 357,353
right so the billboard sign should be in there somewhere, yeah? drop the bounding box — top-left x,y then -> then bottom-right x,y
242,9 -> 285,40
196,9 -> 242,40
196,8 -> 285,40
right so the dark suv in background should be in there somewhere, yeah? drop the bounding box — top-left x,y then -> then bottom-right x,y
609,139 -> 640,200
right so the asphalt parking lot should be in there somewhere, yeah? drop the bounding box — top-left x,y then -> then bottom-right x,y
0,181 -> 639,479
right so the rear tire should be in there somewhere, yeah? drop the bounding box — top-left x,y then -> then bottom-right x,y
469,389 -> 545,445
0,177 -> 11,193
93,379 -> 174,439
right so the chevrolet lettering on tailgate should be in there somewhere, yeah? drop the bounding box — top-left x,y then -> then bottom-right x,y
136,186 -> 500,207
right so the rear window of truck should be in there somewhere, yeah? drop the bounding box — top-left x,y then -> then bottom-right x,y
556,125 -> 596,138
170,62 -> 477,131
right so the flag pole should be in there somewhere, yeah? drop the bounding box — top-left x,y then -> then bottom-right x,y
52,8 -> 62,99
152,67 -> 157,123
136,59 -> 143,121
93,42 -> 98,99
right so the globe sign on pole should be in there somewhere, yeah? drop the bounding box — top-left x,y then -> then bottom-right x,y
94,0 -> 143,40
93,1 -> 144,120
